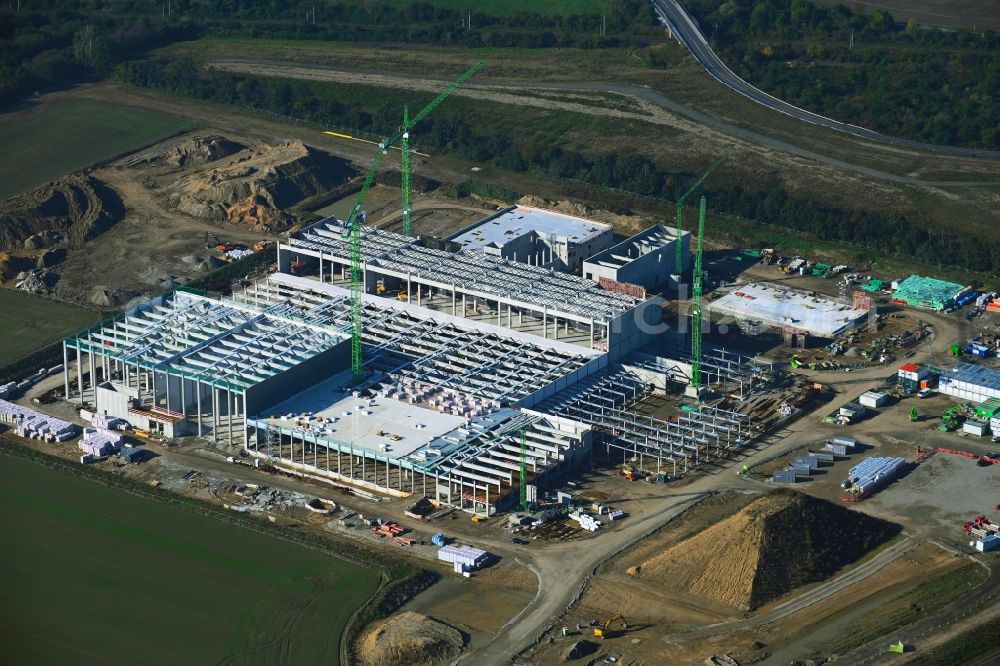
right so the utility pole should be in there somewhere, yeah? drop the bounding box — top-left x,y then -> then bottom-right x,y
850,31 -> 854,51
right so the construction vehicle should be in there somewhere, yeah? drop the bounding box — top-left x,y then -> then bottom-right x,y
909,407 -> 919,422
397,291 -> 409,301
376,279 -> 387,294
760,248 -> 775,265
205,231 -> 222,249
593,613 -> 627,639
252,239 -> 273,252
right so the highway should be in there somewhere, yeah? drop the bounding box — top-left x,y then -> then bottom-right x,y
650,0 -> 1000,159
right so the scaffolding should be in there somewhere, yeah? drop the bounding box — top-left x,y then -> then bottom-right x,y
286,220 -> 640,323
538,368 -> 750,475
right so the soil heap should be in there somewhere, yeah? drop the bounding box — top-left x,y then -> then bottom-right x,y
640,490 -> 897,610
358,611 -> 464,666
0,174 -> 123,252
143,135 -> 243,168
165,140 -> 352,230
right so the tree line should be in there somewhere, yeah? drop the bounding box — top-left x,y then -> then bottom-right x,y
685,0 -> 1000,148
116,58 -> 1000,275
1,0 -> 656,105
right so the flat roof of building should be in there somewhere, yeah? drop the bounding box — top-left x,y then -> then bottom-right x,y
584,224 -> 685,270
65,290 -> 347,391
264,371 -> 467,458
942,363 -> 1000,392
450,205 -> 611,251
711,282 -> 869,337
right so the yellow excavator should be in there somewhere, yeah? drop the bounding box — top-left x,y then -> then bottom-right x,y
593,613 -> 627,639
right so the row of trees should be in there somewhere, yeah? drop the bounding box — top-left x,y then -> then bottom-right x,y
116,59 -> 1000,275
1,0 -> 657,105
686,0 -> 1000,148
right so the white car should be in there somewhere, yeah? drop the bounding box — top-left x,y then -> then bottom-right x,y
918,388 -> 933,398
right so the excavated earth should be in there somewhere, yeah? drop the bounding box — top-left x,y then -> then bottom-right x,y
358,611 -> 465,666
163,139 -> 353,230
640,489 -> 899,611
0,173 -> 124,253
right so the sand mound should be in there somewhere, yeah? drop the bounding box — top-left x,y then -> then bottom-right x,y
164,140 -> 352,231
0,174 -> 124,252
359,611 -> 464,666
163,135 -> 243,167
641,490 -> 897,610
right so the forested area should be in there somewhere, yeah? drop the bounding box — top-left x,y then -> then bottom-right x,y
116,59 -> 1000,275
686,0 -> 1000,148
0,0 -> 655,104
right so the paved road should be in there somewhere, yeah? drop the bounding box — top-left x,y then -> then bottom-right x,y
651,0 -> 1000,159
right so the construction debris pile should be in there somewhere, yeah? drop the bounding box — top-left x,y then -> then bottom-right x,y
638,491 -> 897,610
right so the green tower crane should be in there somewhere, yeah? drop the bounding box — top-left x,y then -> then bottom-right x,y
399,61 -> 484,237
401,104 -> 412,237
675,157 -> 725,275
519,428 -> 528,511
339,61 -> 485,383
690,195 -> 707,393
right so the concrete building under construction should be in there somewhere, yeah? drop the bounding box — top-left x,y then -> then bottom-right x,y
63,210 -> 772,516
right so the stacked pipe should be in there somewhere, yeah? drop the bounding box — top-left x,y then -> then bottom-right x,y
847,456 -> 906,496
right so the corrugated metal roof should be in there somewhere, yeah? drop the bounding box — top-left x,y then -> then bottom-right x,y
945,363 -> 1000,392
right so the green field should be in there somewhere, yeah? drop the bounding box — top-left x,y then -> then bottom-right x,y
0,455 -> 380,664
0,99 -> 193,201
0,290 -> 100,367
375,0 -> 602,15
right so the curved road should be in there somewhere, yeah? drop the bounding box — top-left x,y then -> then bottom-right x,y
651,0 -> 1000,159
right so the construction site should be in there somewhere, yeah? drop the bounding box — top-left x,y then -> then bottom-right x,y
5,60 -> 1000,666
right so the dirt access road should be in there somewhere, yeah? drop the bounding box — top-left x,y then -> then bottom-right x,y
458,308 -> 965,663
208,59 -> 999,189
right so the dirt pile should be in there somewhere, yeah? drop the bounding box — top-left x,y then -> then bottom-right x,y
640,490 -> 897,610
165,140 -> 352,230
358,611 -> 464,666
0,174 -> 124,252
152,135 -> 243,168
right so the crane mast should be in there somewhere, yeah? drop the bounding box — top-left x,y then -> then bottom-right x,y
690,195 -> 707,393
339,61 -> 485,383
675,157 -> 724,274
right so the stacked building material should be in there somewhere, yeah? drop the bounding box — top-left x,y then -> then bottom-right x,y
0,399 -> 76,441
570,511 -> 601,532
92,411 -> 125,431
0,382 -> 17,399
78,427 -> 123,457
608,509 -> 626,520
847,456 -> 906,496
437,544 -> 488,570
891,275 -> 965,311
